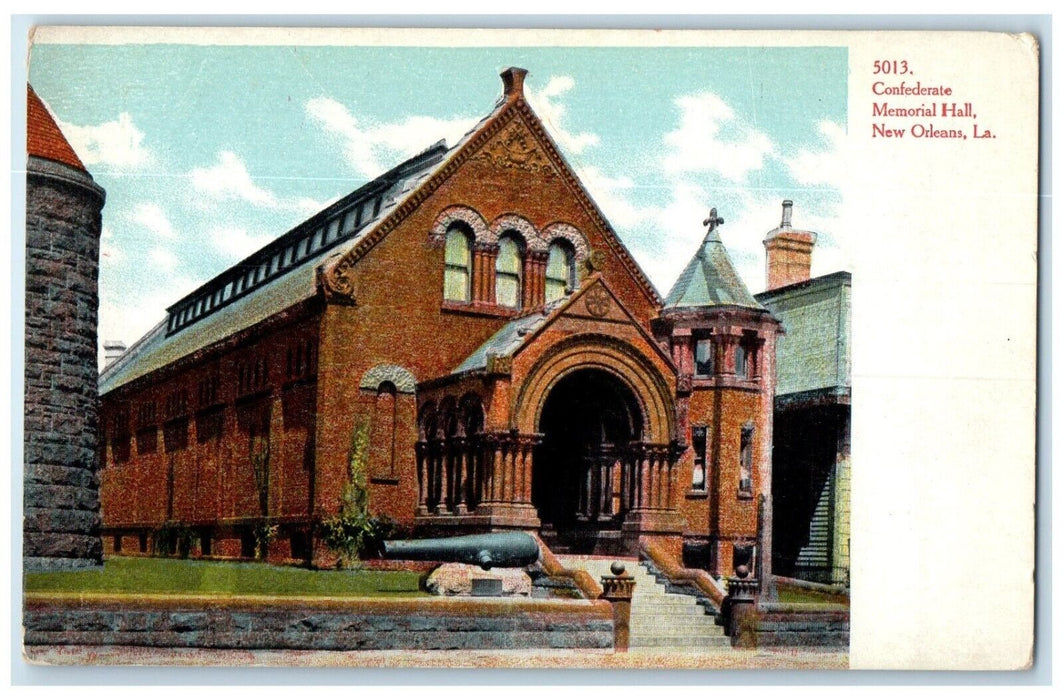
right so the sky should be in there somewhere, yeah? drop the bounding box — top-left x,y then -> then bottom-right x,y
27,43 -> 848,367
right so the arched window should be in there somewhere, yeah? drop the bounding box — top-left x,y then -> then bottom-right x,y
443,225 -> 472,303
369,381 -> 398,479
495,234 -> 524,308
545,241 -> 576,303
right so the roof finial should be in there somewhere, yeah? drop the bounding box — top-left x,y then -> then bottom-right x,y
702,208 -> 725,234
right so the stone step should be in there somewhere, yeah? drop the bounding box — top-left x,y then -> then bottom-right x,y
632,628 -> 729,638
630,601 -> 707,610
556,557 -> 729,647
629,635 -> 731,648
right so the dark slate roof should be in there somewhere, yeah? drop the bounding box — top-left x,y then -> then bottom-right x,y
98,137 -> 463,395
754,270 -> 851,303
452,296 -> 569,375
663,229 -> 763,310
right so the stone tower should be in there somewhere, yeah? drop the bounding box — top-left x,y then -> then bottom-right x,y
653,211 -> 780,579
25,85 -> 106,570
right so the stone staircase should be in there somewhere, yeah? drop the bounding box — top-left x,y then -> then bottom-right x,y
558,555 -> 730,651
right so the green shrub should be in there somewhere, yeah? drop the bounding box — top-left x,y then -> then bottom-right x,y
252,521 -> 279,560
319,422 -> 373,568
151,521 -> 197,558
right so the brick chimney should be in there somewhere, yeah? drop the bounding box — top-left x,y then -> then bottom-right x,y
763,200 -> 816,290
501,67 -> 528,101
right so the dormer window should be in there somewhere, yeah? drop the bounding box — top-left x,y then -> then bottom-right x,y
545,241 -> 575,303
443,224 -> 473,303
495,234 -> 524,308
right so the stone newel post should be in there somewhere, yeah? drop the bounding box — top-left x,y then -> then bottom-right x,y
599,561 -> 636,652
725,565 -> 759,648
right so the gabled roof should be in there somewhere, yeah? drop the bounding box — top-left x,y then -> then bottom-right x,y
452,301 -> 565,375
27,85 -> 86,171
452,275 -> 676,378
101,67 -> 662,394
320,68 -> 662,308
663,228 -> 763,310
99,140 -> 453,395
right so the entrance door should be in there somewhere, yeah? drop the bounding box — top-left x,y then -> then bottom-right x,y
533,369 -> 643,537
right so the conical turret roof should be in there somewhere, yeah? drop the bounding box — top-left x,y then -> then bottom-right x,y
663,227 -> 763,310
27,85 -> 86,171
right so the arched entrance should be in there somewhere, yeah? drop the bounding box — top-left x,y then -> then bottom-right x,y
533,368 -> 644,551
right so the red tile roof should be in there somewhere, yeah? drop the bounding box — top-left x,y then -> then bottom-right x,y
27,84 -> 85,171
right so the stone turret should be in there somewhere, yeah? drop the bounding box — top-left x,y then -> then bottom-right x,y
25,84 -> 106,570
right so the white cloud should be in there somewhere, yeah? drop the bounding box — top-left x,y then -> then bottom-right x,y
209,226 -> 274,260
128,202 -> 176,240
148,246 -> 178,271
306,97 -> 478,178
189,150 -> 332,217
785,120 -> 848,187
526,75 -> 600,155
662,93 -> 774,183
191,151 -> 277,207
98,274 -> 199,370
577,165 -> 657,231
57,112 -> 152,169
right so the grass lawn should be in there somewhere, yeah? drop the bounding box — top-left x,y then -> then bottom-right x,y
24,556 -> 427,597
775,583 -> 849,606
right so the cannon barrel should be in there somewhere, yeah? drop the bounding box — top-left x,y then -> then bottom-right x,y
381,532 -> 540,570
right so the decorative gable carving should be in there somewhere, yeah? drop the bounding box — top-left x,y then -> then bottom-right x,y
470,121 -> 557,180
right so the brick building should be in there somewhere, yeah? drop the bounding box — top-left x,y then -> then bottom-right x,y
98,68 -> 786,576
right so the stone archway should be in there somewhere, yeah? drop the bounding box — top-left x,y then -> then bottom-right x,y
514,336 -> 680,553
514,334 -> 675,443
533,368 -> 643,534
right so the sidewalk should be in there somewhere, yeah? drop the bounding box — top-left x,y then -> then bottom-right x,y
27,645 -> 849,670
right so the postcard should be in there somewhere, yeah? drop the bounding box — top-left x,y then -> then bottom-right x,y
19,26 -> 1039,672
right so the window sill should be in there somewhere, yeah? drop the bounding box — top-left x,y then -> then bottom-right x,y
737,490 -> 755,501
441,301 -> 521,318
692,376 -> 762,391
685,489 -> 709,499
370,476 -> 400,486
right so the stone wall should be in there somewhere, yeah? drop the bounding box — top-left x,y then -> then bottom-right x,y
24,156 -> 106,571
731,602 -> 849,648
24,595 -> 615,651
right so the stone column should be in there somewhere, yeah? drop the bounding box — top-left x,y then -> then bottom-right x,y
453,437 -> 468,515
415,441 -> 429,515
434,439 -> 449,515
474,242 -> 498,305
523,251 -> 548,309
469,431 -> 541,528
25,153 -> 106,572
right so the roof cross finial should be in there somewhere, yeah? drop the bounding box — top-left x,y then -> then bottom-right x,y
702,208 -> 725,233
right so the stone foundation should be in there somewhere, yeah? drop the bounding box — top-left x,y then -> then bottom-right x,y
24,595 -> 614,651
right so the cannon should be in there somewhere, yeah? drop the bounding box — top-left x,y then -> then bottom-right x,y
381,531 -> 540,570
